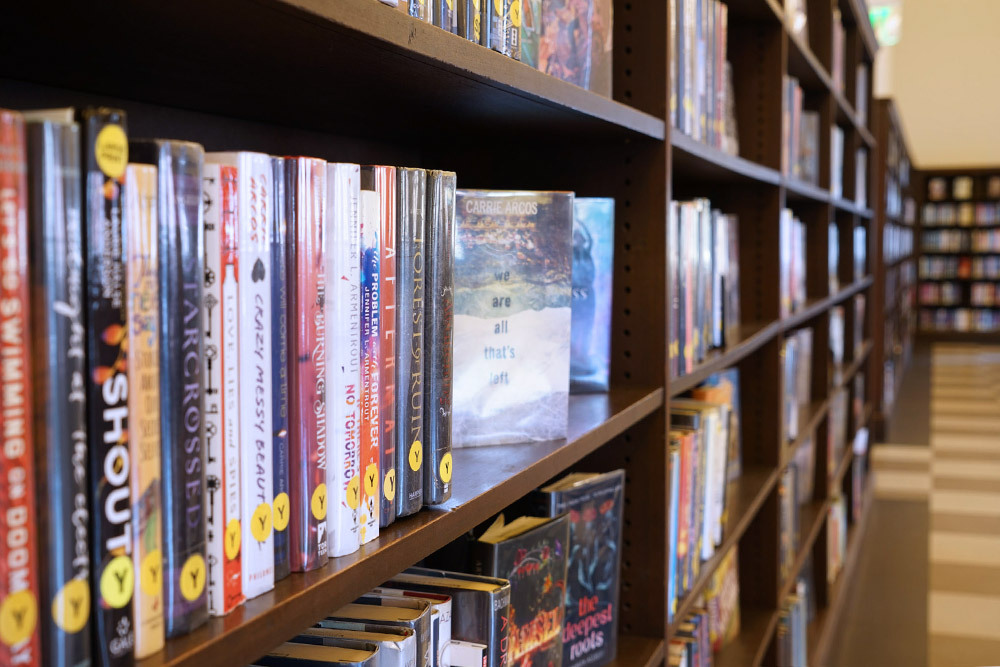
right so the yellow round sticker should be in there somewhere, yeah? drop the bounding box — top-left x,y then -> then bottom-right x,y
0,589 -> 37,647
494,0 -> 502,18
510,0 -> 521,27
140,550 -> 162,598
179,554 -> 206,602
384,469 -> 396,502
273,492 -> 291,532
225,518 -> 242,561
99,555 -> 134,609
95,124 -> 128,180
311,484 -> 328,521
346,475 -> 361,510
51,578 -> 89,634
440,452 -> 454,484
409,441 -> 423,472
363,463 -> 379,499
251,503 -> 273,543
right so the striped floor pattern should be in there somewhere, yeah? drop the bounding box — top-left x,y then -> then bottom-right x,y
873,343 -> 1000,666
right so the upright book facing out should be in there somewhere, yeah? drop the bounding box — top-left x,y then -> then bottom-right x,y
570,197 -> 614,393
377,166 -> 398,529
271,157 -> 292,582
359,168 -> 383,544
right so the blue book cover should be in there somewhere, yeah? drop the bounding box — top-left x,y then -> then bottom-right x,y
667,442 -> 680,623
570,197 -> 614,393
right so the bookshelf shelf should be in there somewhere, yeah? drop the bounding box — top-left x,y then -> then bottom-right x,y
784,176 -> 831,205
780,277 -> 874,333
670,321 -> 781,397
671,131 -> 782,186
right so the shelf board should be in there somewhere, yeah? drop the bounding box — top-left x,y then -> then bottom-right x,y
670,132 -> 782,186
138,386 -> 663,667
670,321 -> 781,397
831,443 -> 855,488
833,197 -> 874,219
781,277 -> 873,332
714,606 -> 780,667
606,636 -> 666,667
0,0 -> 665,143
784,176 -> 831,205
667,466 -> 781,639
786,30 -> 832,94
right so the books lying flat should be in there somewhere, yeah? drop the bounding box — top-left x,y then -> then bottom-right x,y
328,596 -> 432,667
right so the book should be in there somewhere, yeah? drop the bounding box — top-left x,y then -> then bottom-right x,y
124,162 -> 166,659
371,587 -> 451,667
457,0 -> 483,44
570,197 -> 614,393
831,126 -> 845,199
778,465 -> 798,581
286,157 -> 330,570
431,0 -> 457,32
448,640 -> 488,667
333,596 -> 433,667
80,107 -> 134,665
202,162 -> 244,616
385,568 -> 511,667
298,626 -> 416,667
691,369 -> 742,481
453,190 -> 573,448
272,157 -> 292,582
423,171 -> 456,505
535,470 -> 624,667
0,109 -> 41,667
488,0 -> 520,59
473,514 -> 570,667
704,548 -> 740,652
667,438 -> 680,622
395,168 -> 426,518
403,0 -> 431,20
328,163 -> 363,557
359,168 -> 383,544
25,110 -> 90,663
129,138 -> 208,637
519,0 -> 542,68
257,641 -> 377,667
376,166 -> 398,529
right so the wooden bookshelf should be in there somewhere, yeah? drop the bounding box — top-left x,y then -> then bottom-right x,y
0,0 -> 880,664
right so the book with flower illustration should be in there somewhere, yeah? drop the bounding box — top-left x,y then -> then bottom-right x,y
471,513 -> 570,667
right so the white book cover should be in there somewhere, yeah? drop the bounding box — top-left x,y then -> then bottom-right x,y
327,163 -> 363,558
208,151 -> 275,598
448,640 -> 487,667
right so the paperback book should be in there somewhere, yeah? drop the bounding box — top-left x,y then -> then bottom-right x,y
272,157 -> 292,582
570,197 -> 614,393
359,168 -> 383,544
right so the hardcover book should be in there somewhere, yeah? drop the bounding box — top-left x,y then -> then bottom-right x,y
286,157 -> 330,570
423,171 -> 456,505
0,109 -> 41,667
570,197 -> 614,393
26,110 -> 91,663
328,163 -> 363,557
298,626 -> 415,667
371,587 -> 451,667
130,138 -> 208,637
377,166 -> 398,529
457,0 -> 483,44
125,163 -> 166,658
359,168 -> 383,544
272,157 -> 292,582
395,168 -> 427,518
489,0 -> 520,59
473,514 -> 570,667
453,190 -> 573,448
258,641 -> 377,667
329,597 -> 432,667
81,107 -> 134,666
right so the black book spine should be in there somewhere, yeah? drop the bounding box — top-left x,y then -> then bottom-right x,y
394,168 -> 426,518
457,0 -> 481,42
422,171 -> 455,506
131,139 -> 208,637
82,108 -> 134,665
271,157 -> 291,582
28,118 -> 91,666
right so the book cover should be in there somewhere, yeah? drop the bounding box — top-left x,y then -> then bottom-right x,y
286,157 -> 330,571
328,163 -> 363,557
453,190 -> 573,448
0,109 -> 41,667
570,197 -> 614,393
473,514 -> 570,667
272,157 -> 291,582
359,169 -> 382,544
26,113 -> 91,663
489,0 -> 520,59
423,171 -> 456,505
539,0 -> 595,90
202,162 -> 244,616
668,202 -> 680,378
704,548 -> 740,652
590,0 -> 614,98
124,163 -> 165,658
395,168 -> 426,518
299,625 -> 415,667
691,369 -> 742,482
80,107 -> 134,666
519,0 -> 542,68
130,138 -> 208,637
536,470 -> 624,667
377,166 -> 398,529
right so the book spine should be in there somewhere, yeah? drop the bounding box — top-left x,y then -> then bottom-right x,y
457,0 -> 482,43
422,171 -> 455,505
270,158 -> 291,581
433,0 -> 457,32
378,167 -> 398,528
489,0 -> 519,59
359,170 -> 382,544
327,163 -> 362,557
125,164 -> 165,658
153,140 -> 208,637
394,168 -> 426,518
0,110 -> 41,667
287,158 -> 330,571
238,154 -> 275,595
28,119 -> 91,665
667,442 -> 680,623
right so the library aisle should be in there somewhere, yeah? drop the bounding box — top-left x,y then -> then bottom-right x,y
832,343 -> 1000,667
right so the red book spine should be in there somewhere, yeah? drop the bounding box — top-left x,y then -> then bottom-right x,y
0,110 -> 41,666
287,158 -> 329,571
378,167 -> 397,527
677,432 -> 693,594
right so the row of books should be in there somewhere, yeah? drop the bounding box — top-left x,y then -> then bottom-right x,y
668,199 -> 741,379
667,549 -> 741,666
883,223 -> 914,263
829,130 -> 868,208
920,256 -> 1000,280
883,175 -> 911,221
667,371 -> 743,623
833,223 -> 868,296
780,210 -> 807,318
922,201 -> 1000,227
782,329 -> 812,444
829,297 -> 867,386
669,0 -> 740,156
774,576 -> 811,667
382,0 -> 613,97
782,77 -> 819,185
923,229 -> 1000,253
927,174 -> 1000,202
919,283 -> 962,306
920,308 -> 1000,332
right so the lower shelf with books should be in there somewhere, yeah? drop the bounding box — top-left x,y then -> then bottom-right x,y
138,387 -> 663,667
